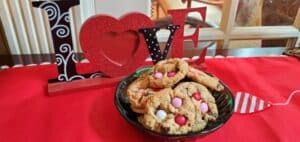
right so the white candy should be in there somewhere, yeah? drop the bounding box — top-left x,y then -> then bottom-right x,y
156,110 -> 167,120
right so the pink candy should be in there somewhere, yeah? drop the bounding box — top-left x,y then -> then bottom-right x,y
200,102 -> 209,113
167,71 -> 176,77
138,89 -> 144,94
153,72 -> 163,79
172,97 -> 182,108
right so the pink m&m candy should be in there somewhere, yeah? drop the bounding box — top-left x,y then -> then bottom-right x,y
171,97 -> 182,108
167,71 -> 176,77
175,114 -> 187,126
200,102 -> 209,113
138,89 -> 145,94
153,72 -> 163,79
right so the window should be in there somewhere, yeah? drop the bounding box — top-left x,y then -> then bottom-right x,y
150,0 -> 300,48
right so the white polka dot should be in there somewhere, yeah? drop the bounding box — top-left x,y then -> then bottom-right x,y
149,33 -> 152,36
146,39 -> 148,41
144,30 -> 146,32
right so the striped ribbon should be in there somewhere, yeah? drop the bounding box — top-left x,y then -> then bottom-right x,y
234,90 -> 300,114
234,92 -> 271,114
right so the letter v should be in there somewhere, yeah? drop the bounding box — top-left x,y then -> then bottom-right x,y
139,25 -> 180,64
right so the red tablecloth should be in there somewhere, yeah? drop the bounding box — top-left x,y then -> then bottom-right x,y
1,57 -> 300,142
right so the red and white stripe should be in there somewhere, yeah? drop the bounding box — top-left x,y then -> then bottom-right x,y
234,92 -> 271,114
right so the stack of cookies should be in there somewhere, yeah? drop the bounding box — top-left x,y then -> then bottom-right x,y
127,58 -> 224,135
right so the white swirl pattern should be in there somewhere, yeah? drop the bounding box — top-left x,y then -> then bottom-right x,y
56,54 -> 64,66
39,2 -> 70,37
41,2 -> 57,21
59,43 -> 71,53
56,43 -> 99,81
55,25 -> 70,38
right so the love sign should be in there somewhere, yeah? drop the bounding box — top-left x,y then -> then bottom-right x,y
32,0 -> 207,93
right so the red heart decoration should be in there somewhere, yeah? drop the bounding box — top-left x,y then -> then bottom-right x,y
101,31 -> 139,66
80,13 -> 154,77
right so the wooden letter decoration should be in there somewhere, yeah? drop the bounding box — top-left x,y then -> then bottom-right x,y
139,25 -> 180,64
168,7 -> 207,57
32,0 -> 100,83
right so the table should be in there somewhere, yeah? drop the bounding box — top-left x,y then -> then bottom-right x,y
0,48 -> 300,142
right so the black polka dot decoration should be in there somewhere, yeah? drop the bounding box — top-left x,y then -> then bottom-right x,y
139,24 -> 180,64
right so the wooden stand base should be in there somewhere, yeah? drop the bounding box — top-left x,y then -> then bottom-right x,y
48,76 -> 124,96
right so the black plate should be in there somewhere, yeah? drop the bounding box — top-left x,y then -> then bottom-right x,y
114,67 -> 235,139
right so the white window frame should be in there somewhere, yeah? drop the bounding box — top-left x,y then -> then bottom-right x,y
151,0 -> 300,48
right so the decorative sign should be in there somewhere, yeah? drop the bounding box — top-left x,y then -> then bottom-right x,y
32,0 -> 100,82
32,0 -> 208,93
139,25 -> 180,64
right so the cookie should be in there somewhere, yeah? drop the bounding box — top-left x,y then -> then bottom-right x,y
173,87 -> 208,132
148,58 -> 189,88
127,72 -> 155,113
138,88 -> 207,134
174,82 -> 218,121
187,66 -> 224,92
